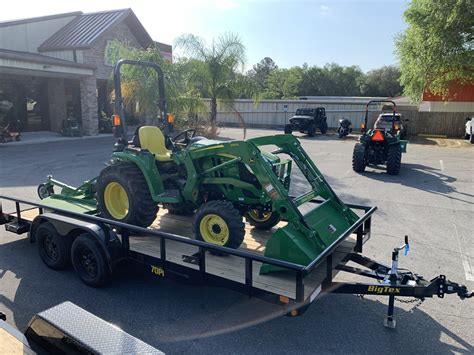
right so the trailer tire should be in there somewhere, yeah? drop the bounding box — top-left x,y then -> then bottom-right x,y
386,144 -> 402,175
96,163 -> 158,228
245,210 -> 280,230
320,122 -> 328,134
352,143 -> 366,172
71,234 -> 110,287
36,222 -> 71,270
284,124 -> 293,134
194,201 -> 244,249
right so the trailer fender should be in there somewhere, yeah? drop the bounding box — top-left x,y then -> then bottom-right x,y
29,213 -> 121,272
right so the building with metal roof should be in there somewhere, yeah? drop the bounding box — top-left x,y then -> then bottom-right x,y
0,9 -> 172,135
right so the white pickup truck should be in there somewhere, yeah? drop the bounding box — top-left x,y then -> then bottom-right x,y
465,117 -> 474,144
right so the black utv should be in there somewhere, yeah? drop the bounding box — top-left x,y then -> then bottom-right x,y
284,107 -> 328,137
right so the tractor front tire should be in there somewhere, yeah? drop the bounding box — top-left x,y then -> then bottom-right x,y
245,210 -> 280,230
97,163 -> 158,227
386,144 -> 402,175
284,124 -> 293,134
194,201 -> 244,249
352,143 -> 366,172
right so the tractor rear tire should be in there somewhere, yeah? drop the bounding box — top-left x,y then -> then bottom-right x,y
284,124 -> 293,134
386,144 -> 402,175
245,210 -> 280,230
96,163 -> 158,227
307,124 -> 316,137
352,143 -> 366,172
194,200 -> 244,249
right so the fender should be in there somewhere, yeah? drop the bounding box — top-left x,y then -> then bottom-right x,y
29,213 -> 122,272
112,150 -> 164,200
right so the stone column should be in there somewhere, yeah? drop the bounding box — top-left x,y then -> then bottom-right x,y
47,78 -> 67,133
80,75 -> 99,135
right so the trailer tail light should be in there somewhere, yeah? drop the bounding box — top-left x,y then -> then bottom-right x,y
167,113 -> 175,124
371,130 -> 384,141
112,114 -> 121,127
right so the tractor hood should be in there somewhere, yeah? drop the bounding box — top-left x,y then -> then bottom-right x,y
187,138 -> 280,163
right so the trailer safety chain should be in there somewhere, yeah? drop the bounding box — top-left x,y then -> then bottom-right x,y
355,295 -> 424,321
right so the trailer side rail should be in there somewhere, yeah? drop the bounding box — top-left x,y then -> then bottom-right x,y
0,195 -> 376,303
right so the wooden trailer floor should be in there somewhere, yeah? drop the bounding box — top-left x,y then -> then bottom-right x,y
129,209 -> 356,300
10,207 -> 356,301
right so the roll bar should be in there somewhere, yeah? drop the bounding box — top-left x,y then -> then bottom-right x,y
363,100 -> 397,132
113,59 -> 168,149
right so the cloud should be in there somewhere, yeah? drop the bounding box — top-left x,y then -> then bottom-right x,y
320,4 -> 330,11
215,0 -> 240,10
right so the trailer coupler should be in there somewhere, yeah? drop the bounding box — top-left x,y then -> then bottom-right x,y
323,236 -> 473,328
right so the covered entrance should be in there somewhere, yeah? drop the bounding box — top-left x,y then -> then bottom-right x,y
0,49 -> 95,134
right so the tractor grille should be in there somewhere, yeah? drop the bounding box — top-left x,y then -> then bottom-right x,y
272,160 -> 292,189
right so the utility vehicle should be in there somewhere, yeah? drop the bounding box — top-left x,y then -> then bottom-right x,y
284,107 -> 328,137
352,100 -> 407,175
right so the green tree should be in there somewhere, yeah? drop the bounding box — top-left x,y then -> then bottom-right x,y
106,41 -> 205,126
264,67 -> 303,99
247,57 -> 278,91
395,0 -> 474,100
362,65 -> 403,97
175,32 -> 246,134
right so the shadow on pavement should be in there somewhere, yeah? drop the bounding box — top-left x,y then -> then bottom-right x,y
0,237 -> 472,353
359,162 -> 473,204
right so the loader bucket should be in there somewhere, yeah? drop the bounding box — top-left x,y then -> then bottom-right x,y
261,199 -> 359,274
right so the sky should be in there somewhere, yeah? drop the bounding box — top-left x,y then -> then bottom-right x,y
1,0 -> 409,72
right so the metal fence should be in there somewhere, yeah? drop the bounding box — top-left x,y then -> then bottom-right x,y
199,99 -> 470,137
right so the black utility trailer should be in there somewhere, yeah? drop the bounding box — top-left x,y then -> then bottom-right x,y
0,195 -> 472,328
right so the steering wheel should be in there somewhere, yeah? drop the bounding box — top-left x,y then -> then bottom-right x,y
170,129 -> 196,148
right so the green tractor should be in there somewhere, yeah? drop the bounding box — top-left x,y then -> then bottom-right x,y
39,59 -> 361,273
352,100 -> 407,175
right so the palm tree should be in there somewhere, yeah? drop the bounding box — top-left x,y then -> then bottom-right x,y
175,33 -> 246,135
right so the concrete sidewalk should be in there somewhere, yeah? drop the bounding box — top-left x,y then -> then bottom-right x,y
0,127 -> 137,147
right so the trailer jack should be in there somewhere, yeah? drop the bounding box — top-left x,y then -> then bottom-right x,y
323,236 -> 473,328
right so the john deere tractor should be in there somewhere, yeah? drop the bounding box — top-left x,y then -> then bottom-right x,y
352,100 -> 407,175
38,59 -> 361,273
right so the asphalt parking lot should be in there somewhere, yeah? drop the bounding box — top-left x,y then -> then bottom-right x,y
0,127 -> 473,353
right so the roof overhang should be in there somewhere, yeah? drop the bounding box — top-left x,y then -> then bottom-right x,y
0,51 -> 94,78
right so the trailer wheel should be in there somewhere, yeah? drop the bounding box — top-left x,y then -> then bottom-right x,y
386,144 -> 402,175
71,234 -> 110,287
284,124 -> 293,134
307,124 -> 316,137
36,222 -> 71,270
245,209 -> 280,230
96,163 -> 158,227
352,143 -> 367,172
194,201 -> 244,249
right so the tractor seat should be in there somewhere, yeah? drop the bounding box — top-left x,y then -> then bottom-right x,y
138,126 -> 172,162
